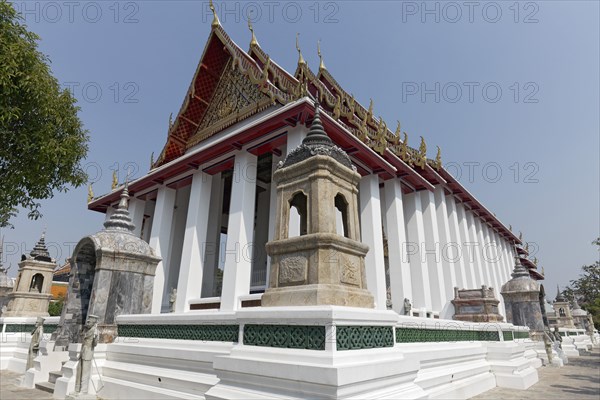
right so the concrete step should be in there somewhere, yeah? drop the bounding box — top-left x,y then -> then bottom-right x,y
49,370 -> 62,384
35,381 -> 55,393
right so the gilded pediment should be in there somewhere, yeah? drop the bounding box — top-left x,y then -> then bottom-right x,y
190,59 -> 269,146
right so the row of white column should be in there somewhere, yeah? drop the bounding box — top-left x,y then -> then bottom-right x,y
358,177 -> 517,318
129,121 -> 517,316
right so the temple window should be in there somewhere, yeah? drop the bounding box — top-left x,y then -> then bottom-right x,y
559,308 -> 566,317
289,192 -> 307,237
334,193 -> 349,238
29,274 -> 44,293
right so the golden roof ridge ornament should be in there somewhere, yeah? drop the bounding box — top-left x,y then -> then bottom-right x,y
318,39 -> 326,71
296,33 -> 306,67
209,0 -> 220,28
248,16 -> 258,47
111,170 -> 118,190
87,184 -> 94,203
434,146 -> 442,170
415,136 -> 427,168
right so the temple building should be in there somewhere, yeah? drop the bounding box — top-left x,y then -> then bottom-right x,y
88,17 -> 524,322
13,9 -> 598,399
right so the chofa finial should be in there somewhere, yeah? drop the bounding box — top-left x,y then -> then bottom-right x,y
248,15 -> 258,47
318,39 -> 326,71
209,0 -> 220,28
296,33 -> 305,66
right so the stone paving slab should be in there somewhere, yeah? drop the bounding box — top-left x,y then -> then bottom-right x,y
473,349 -> 600,400
0,370 -> 53,400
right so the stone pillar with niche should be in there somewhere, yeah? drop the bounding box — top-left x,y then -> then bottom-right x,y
3,233 -> 55,317
501,251 -> 545,341
54,183 -> 161,346
262,101 -> 374,308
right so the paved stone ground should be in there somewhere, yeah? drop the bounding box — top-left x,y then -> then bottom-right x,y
474,348 -> 600,400
0,370 -> 52,400
1,350 -> 598,399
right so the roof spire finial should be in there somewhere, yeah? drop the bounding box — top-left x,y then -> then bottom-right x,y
248,15 -> 258,47
209,0 -> 220,28
104,172 -> 135,232
318,39 -> 326,71
296,33 -> 305,66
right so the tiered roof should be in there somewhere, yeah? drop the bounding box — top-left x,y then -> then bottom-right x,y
89,12 -> 520,244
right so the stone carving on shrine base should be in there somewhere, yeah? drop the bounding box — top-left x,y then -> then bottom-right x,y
26,317 -> 44,370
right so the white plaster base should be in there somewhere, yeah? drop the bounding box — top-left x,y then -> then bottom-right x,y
22,341 -> 69,388
97,339 -> 232,400
486,341 -> 538,389
205,346 -> 427,400
397,342 -> 496,399
561,337 -> 580,358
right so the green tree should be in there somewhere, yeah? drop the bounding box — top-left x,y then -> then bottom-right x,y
567,238 -> 600,329
0,1 -> 88,227
48,295 -> 64,316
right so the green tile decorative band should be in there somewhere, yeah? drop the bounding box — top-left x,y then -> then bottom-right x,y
4,324 -> 58,334
567,331 -> 576,336
396,328 -> 499,343
243,324 -> 325,350
560,332 -> 566,337
118,324 -> 239,342
336,326 -> 394,350
503,331 -> 514,341
513,331 -> 530,339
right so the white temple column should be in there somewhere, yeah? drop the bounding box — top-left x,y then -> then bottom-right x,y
220,151 -> 258,311
445,195 -> 469,290
359,174 -> 387,310
420,190 -> 446,313
474,217 -> 492,286
403,191 -> 432,312
465,210 -> 485,286
176,171 -> 213,312
129,198 -> 146,238
149,186 -> 176,313
433,186 -> 457,313
456,202 -> 477,288
383,178 -> 412,314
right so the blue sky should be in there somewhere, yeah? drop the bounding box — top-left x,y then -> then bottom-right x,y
2,1 -> 598,296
